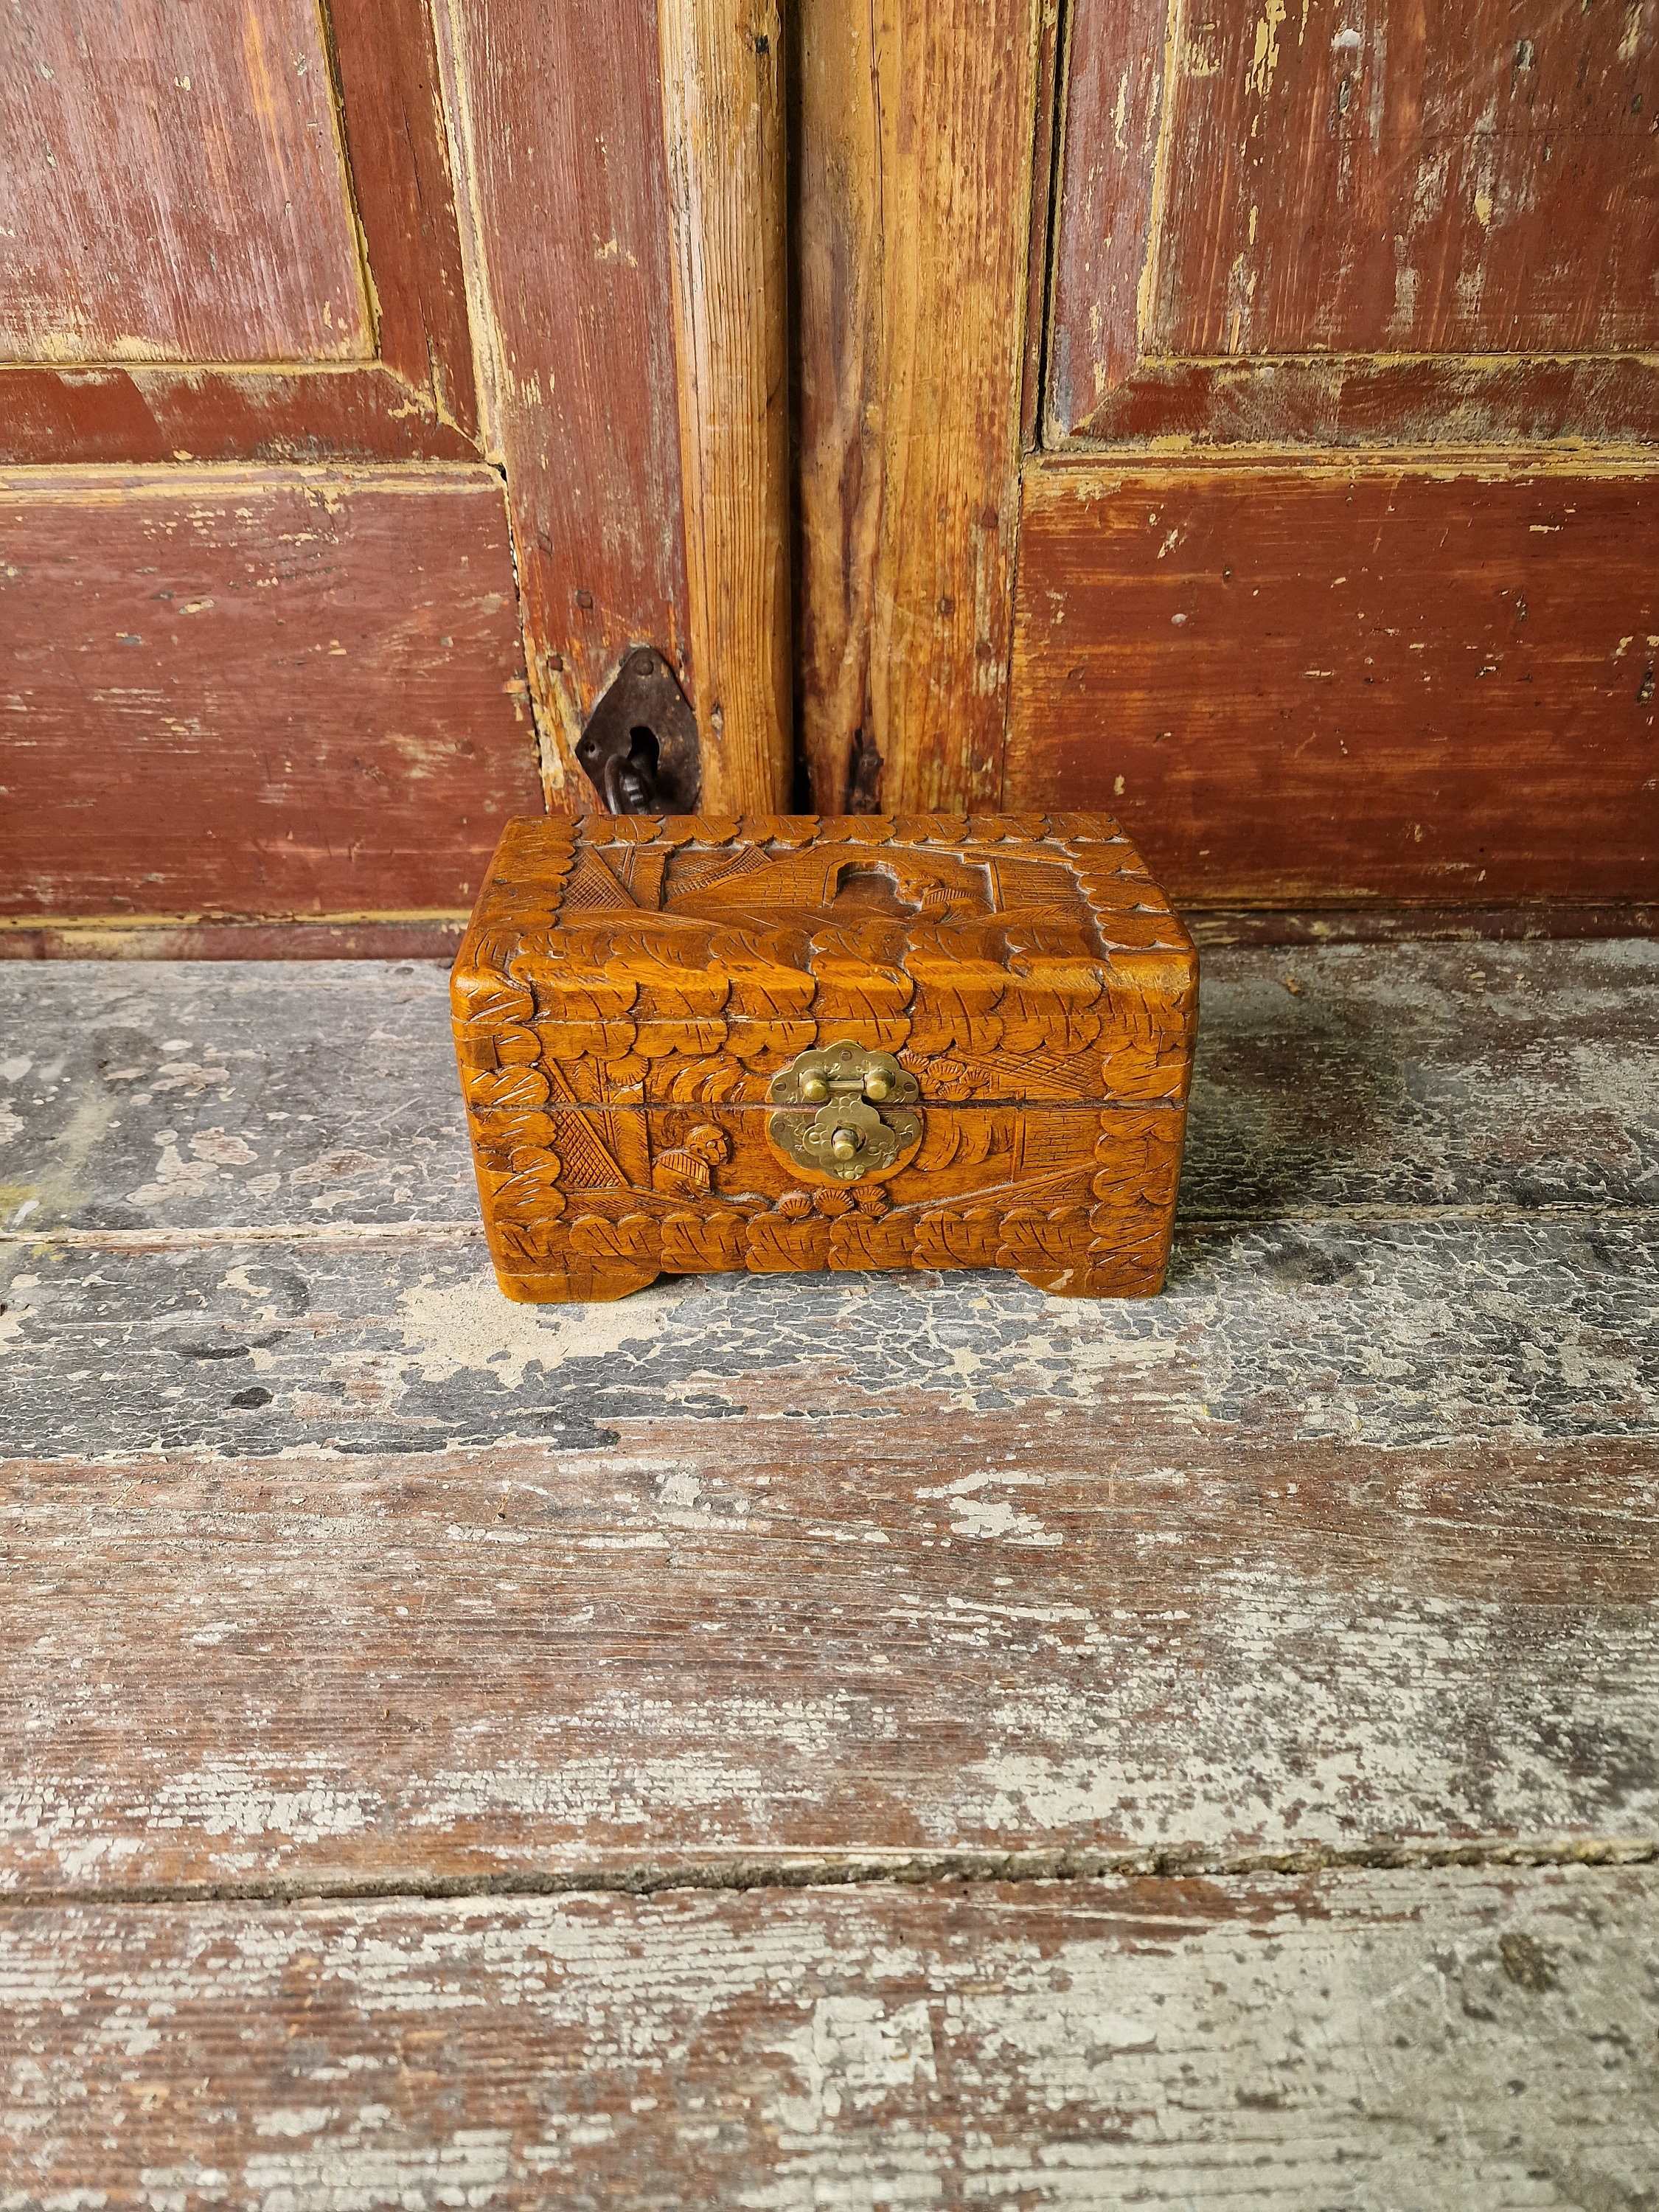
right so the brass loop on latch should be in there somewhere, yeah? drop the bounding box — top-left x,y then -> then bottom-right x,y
766,1041 -> 922,1183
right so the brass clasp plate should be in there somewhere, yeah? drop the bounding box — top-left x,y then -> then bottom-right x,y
766,1041 -> 922,1183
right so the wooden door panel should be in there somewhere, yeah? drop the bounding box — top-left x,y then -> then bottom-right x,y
1019,0 -> 1658,918
0,467 -> 538,926
1,0 -> 512,943
0,0 -> 478,465
1006,459 -> 1658,909
0,0 -> 370,365
1046,0 -> 1659,444
325,0 -> 479,432
1152,0 -> 1658,361
0,363 -> 481,467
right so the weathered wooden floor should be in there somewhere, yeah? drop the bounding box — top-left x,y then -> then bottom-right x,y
2,942 -> 1656,2208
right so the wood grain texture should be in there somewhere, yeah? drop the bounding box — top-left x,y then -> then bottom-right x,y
4,1206 -> 1655,1454
327,0 -> 479,438
793,0 -> 1040,813
1188,902 -> 1659,947
452,813 -> 1195,1301
0,467 -> 538,919
0,365 -> 481,467
3,1868 -> 1656,2207
1045,0 -> 1659,445
4,950 -> 1655,2197
1020,0 -> 1063,452
0,917 -> 469,962
432,0 -> 689,792
1150,0 -> 1659,362
659,0 -> 792,814
1043,0 -> 1164,421
3,937 -> 1656,1885
1052,349 -> 1659,449
0,0 -> 369,366
1005,457 -> 1659,909
1,1413 -> 1655,1886
0,0 -> 481,465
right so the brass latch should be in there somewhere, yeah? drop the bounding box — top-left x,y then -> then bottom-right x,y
766,1041 -> 922,1183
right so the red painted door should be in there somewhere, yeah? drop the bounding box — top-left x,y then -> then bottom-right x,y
1004,0 -> 1658,921
0,0 -> 540,947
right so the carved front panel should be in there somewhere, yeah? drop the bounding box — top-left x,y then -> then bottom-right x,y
462,1097 -> 1185,1304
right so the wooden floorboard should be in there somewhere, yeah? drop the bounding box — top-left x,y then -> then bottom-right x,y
3,1427 -> 1655,1893
4,1868 -> 1656,2208
1,943 -> 1655,2200
1,1210 -> 1655,1450
1,940 -> 1654,1237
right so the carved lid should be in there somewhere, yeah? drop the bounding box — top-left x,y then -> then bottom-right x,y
453,813 -> 1197,1103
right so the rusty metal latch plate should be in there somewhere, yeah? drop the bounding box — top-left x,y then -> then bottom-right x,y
577,647 -> 701,813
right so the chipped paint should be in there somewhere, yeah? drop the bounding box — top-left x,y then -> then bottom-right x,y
3,0 -> 372,366
3,467 -> 537,923
1,1871 -> 1656,2199
1,943 -> 1655,1901
396,1267 -> 696,1394
0,946 -> 1655,2211
1245,0 -> 1288,102
1076,0 -> 1659,432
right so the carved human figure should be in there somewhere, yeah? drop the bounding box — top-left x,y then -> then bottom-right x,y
651,1122 -> 732,1197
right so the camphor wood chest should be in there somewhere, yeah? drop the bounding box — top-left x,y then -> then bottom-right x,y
451,813 -> 1197,1302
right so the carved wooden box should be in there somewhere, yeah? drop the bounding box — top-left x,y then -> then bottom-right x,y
451,813 -> 1197,1302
